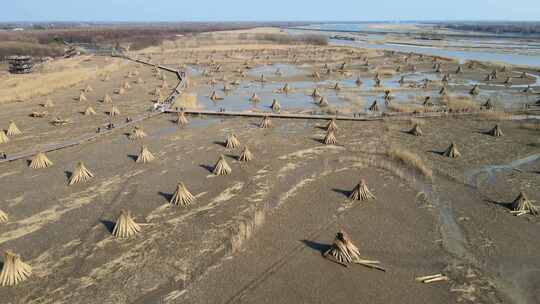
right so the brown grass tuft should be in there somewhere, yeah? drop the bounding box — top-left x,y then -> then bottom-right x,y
387,147 -> 433,179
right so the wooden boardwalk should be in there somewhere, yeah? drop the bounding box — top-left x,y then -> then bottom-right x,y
166,108 -> 540,122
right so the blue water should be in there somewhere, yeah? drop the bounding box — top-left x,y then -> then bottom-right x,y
289,24 -> 540,68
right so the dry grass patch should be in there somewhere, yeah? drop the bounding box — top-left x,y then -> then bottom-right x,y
0,56 -> 121,103
387,103 -> 424,113
475,111 -> 512,121
387,147 -> 433,179
441,95 -> 477,110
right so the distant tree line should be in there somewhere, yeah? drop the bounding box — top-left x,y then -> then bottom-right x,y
438,22 -> 540,35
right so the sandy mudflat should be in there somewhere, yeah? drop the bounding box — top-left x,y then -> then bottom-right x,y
0,28 -> 539,304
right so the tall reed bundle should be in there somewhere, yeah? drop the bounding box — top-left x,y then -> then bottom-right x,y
510,192 -> 538,216
79,92 -> 88,102
170,182 -> 195,207
409,124 -> 423,136
0,131 -> 9,144
129,126 -> 147,140
271,99 -> 281,112
0,251 -> 31,286
226,133 -> 241,149
84,106 -> 96,116
29,152 -> 53,169
324,130 -> 337,145
349,180 -> 375,201
238,146 -> 253,162
112,210 -> 141,239
6,121 -> 22,136
443,142 -> 461,158
213,154 -> 232,176
176,111 -> 189,126
488,124 -> 503,137
136,146 -> 155,163
68,161 -> 94,185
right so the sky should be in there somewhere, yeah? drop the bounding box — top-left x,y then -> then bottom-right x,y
1,0 -> 540,22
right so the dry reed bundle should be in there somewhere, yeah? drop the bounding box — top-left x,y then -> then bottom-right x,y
68,161 -> 94,185
409,124 -> 423,136
225,133 -> 241,149
213,154 -> 232,175
0,131 -> 9,144
260,115 -> 272,128
488,124 -> 503,137
249,93 -> 260,102
510,192 -> 538,216
482,99 -> 494,110
79,92 -> 87,102
170,182 -> 196,206
368,100 -> 379,112
112,210 -> 141,239
439,86 -> 448,96
136,146 -> 155,163
318,96 -> 329,107
84,106 -> 96,116
0,251 -> 31,286
6,121 -> 22,136
349,179 -> 375,201
129,126 -> 147,140
103,94 -> 113,103
324,130 -> 337,145
281,83 -> 290,93
443,142 -> 461,158
326,119 -> 338,131
109,106 -> 120,116
423,96 -> 433,107
271,99 -> 281,112
176,111 -> 189,126
324,231 -> 384,270
29,152 -> 53,169
210,91 -> 223,101
470,85 -> 479,96
0,209 -> 8,223
238,146 -> 253,162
